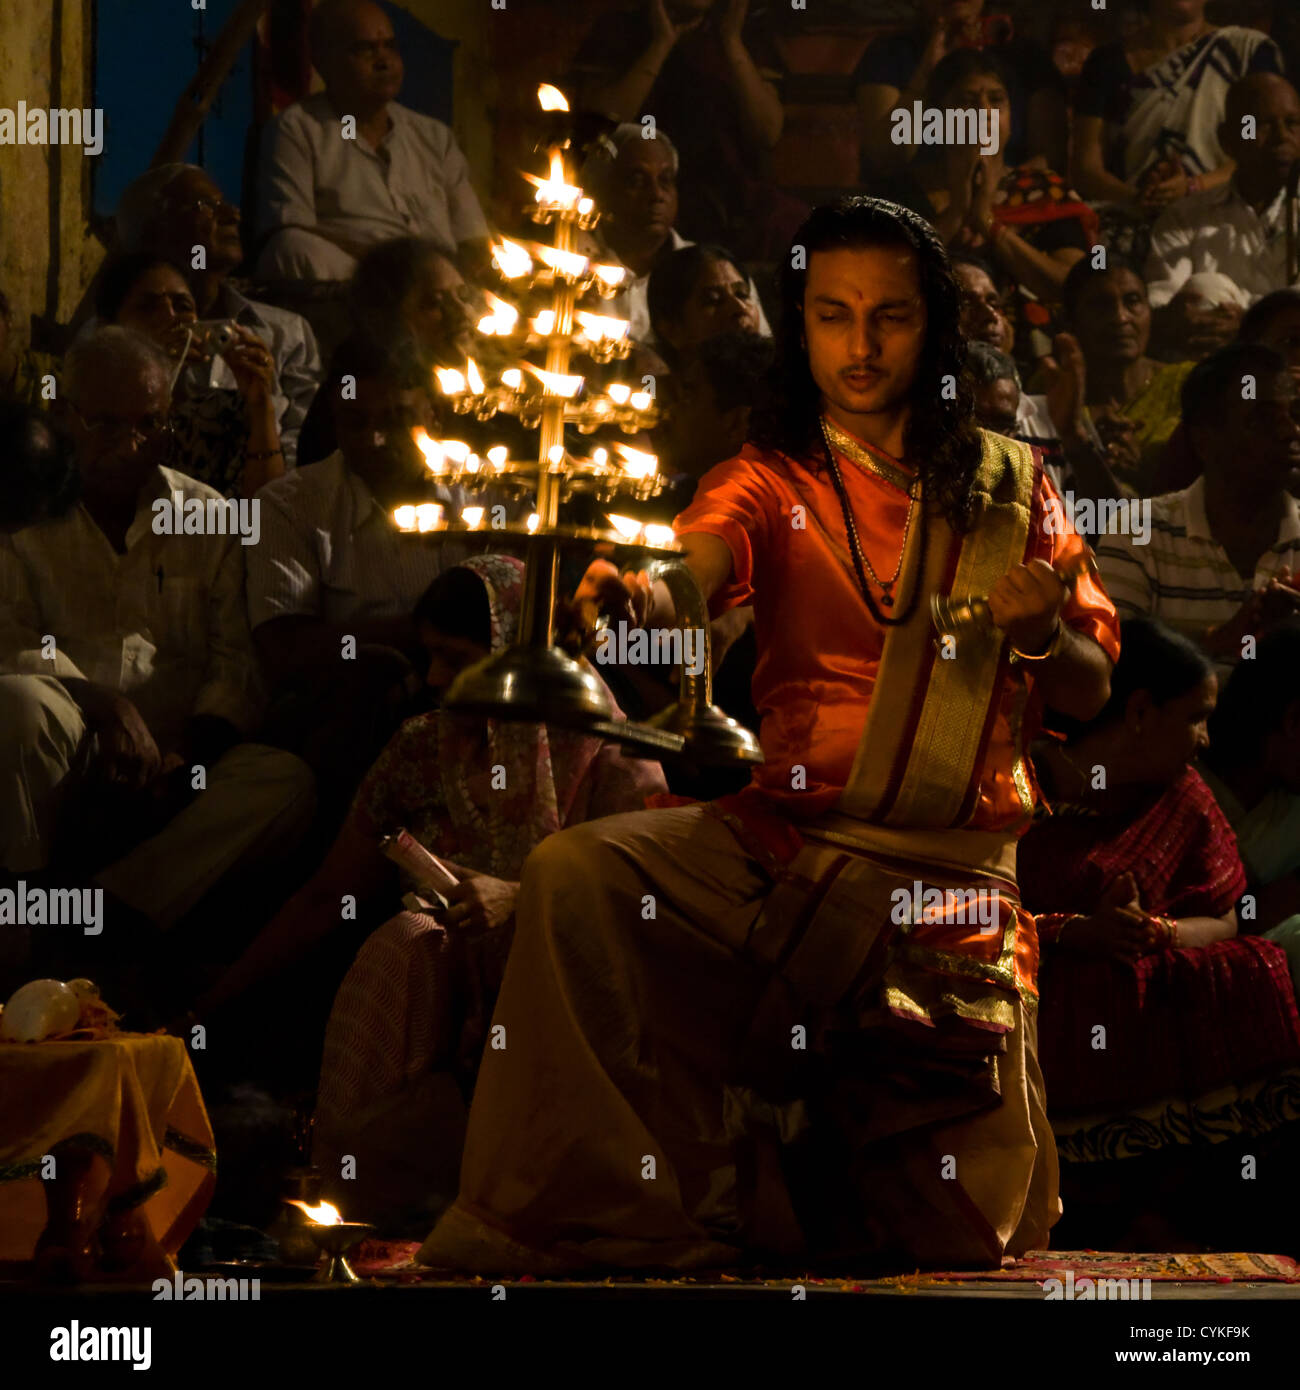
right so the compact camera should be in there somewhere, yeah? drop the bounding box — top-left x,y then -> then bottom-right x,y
188,319 -> 239,354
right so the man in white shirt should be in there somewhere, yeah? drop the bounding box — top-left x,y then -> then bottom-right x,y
577,124 -> 770,347
116,163 -> 322,465
254,0 -> 490,283
0,329 -> 314,931
247,337 -> 471,804
1146,74 -> 1300,357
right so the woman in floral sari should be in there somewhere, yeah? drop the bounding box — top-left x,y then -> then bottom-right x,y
307,555 -> 667,1227
1020,618 -> 1300,1252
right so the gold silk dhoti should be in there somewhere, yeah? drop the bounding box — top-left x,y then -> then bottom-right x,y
417,803 -> 1059,1274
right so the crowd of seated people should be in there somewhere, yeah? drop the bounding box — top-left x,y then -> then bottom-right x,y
7,0 -> 1300,1262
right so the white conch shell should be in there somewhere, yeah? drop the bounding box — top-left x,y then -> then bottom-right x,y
0,979 -> 81,1042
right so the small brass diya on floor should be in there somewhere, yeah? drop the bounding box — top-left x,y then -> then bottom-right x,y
286,1200 -> 375,1284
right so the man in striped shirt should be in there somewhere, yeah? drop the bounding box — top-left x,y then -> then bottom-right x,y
1096,343 -> 1300,671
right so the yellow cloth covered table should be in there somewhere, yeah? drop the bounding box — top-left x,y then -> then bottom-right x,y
0,1033 -> 215,1273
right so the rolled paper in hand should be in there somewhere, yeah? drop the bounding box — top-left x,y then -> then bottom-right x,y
931,548 -> 1099,638
379,829 -> 459,902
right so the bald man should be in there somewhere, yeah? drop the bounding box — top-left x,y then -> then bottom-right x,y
255,0 -> 490,282
1147,74 -> 1300,355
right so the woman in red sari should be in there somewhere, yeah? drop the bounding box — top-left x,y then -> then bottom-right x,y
1019,617 -> 1300,1252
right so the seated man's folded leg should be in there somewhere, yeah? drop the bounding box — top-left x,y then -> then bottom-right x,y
836,992 -> 1059,1269
254,227 -> 359,283
418,803 -> 773,1274
0,675 -> 85,875
95,745 -> 315,930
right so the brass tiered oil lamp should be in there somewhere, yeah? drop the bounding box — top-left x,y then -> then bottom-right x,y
395,85 -> 760,768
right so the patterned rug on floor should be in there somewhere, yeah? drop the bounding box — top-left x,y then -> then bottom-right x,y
348,1242 -> 1300,1286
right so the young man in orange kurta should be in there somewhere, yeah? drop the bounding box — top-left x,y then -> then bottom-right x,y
419,198 -> 1120,1275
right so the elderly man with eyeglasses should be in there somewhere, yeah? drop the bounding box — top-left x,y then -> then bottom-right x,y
0,327 -> 315,974
113,163 -> 322,467
252,0 -> 490,284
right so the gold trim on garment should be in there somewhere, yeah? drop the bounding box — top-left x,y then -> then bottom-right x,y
1008,676 -> 1036,824
821,416 -> 915,494
882,966 -> 1020,1029
836,431 -> 1036,829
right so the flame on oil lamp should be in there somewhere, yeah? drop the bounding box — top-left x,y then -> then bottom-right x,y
287,1199 -> 341,1226
537,84 -> 569,112
477,292 -> 519,336
413,429 -> 445,473
607,513 -> 642,541
576,311 -> 630,346
492,238 -> 534,280
615,443 -> 658,479
536,245 -> 589,280
526,363 -> 583,398
525,150 -> 583,211
591,263 -> 627,291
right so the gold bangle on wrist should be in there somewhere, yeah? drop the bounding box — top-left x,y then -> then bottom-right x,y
1054,913 -> 1085,947
1009,620 -> 1064,663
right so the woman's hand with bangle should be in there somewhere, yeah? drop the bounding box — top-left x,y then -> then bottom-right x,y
1059,872 -> 1151,961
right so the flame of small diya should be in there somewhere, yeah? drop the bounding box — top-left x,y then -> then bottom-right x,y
537,245 -> 589,280
413,429 -> 444,472
525,150 -> 582,210
616,443 -> 658,479
591,263 -> 626,290
526,363 -> 583,399
477,292 -> 519,336
288,1198 -> 342,1225
576,311 -> 629,344
607,512 -> 642,540
538,84 -> 569,112
492,239 -> 534,280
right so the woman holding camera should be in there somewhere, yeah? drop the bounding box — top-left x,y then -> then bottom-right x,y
96,251 -> 287,496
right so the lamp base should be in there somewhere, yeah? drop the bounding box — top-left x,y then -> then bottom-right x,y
443,644 -> 614,727
644,702 -> 764,767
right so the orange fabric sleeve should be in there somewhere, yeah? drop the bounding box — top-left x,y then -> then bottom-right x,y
671,447 -> 781,617
1035,467 -> 1122,666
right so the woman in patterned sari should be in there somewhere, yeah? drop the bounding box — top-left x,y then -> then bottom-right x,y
308,555 -> 667,1228
1019,617 -> 1300,1252
1071,1 -> 1284,265
1072,1 -> 1283,210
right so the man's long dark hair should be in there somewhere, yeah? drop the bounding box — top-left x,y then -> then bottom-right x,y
749,197 -> 982,532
